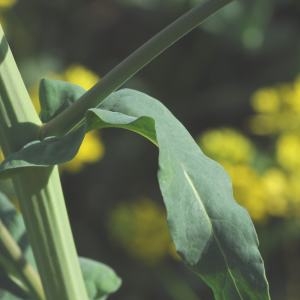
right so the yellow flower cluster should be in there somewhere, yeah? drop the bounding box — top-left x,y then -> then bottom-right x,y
200,128 -> 254,164
199,75 -> 300,222
108,198 -> 177,264
199,129 -> 290,221
249,76 -> 300,135
0,0 -> 15,9
251,76 -> 300,216
30,64 -> 104,173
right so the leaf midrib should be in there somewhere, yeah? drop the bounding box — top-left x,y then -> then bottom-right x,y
181,165 -> 244,299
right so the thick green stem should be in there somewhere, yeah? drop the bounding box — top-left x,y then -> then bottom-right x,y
0,26 -> 88,300
41,0 -> 233,137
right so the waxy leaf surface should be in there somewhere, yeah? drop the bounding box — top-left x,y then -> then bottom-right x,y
0,79 -> 270,299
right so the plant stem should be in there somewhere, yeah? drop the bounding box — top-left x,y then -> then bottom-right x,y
0,25 -> 88,300
0,220 -> 45,299
41,0 -> 233,137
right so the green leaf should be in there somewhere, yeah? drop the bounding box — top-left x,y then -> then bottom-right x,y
79,258 -> 121,300
94,90 -> 270,300
0,126 -> 85,178
0,193 -> 121,299
0,86 -> 270,299
39,78 -> 85,122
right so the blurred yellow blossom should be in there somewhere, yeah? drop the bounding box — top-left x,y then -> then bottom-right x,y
198,127 -> 294,221
222,162 -> 267,221
261,169 -> 288,217
29,64 -> 104,173
199,128 -> 254,164
276,133 -> 300,171
250,76 -> 300,135
0,0 -> 16,9
251,88 -> 280,114
279,79 -> 300,113
108,198 -> 177,264
63,64 -> 98,90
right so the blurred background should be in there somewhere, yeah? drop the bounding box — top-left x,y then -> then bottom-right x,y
1,0 -> 300,299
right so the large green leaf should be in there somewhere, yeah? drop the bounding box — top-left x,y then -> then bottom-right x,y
0,192 -> 121,299
0,80 -> 270,299
94,90 -> 270,300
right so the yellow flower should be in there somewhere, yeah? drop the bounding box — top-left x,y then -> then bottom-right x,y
276,133 -> 300,171
0,0 -> 16,9
278,80 -> 300,113
248,115 -> 278,135
224,163 -> 267,221
199,128 -> 254,164
63,64 -> 98,89
261,169 -> 288,217
251,88 -> 280,114
108,198 -> 176,264
249,77 -> 300,135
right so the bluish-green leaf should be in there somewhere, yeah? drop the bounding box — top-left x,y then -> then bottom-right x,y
0,127 -> 85,177
39,78 -> 85,122
95,89 -> 270,300
0,84 -> 270,299
0,193 -> 121,299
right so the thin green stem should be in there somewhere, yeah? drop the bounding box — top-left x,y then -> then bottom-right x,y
0,220 -> 45,299
41,0 -> 233,137
0,25 -> 89,300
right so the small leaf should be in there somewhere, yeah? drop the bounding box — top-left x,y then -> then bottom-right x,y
79,257 -> 121,300
39,78 -> 85,122
0,126 -> 85,178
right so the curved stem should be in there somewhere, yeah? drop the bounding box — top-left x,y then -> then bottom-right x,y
0,25 -> 89,300
41,0 -> 233,137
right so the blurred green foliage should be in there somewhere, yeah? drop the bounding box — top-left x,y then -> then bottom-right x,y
1,0 -> 300,299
